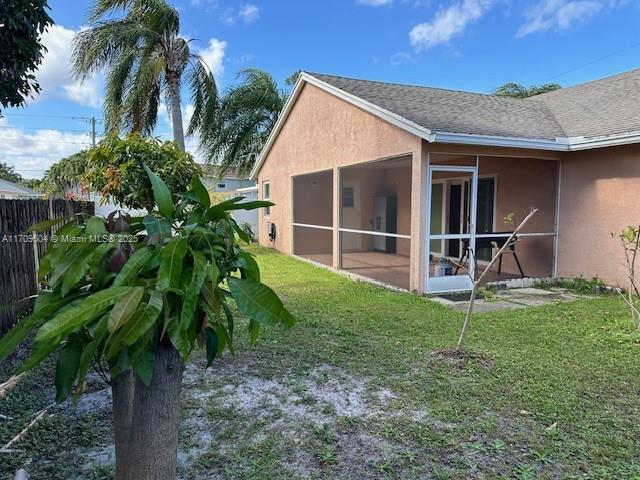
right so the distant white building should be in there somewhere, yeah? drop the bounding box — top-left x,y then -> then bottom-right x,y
233,185 -> 259,240
0,179 -> 44,199
201,165 -> 256,195
201,165 -> 258,240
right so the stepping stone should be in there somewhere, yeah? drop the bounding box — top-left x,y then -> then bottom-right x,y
515,287 -> 557,296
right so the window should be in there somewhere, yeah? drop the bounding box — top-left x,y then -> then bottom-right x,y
342,186 -> 354,208
262,181 -> 271,216
217,182 -> 226,189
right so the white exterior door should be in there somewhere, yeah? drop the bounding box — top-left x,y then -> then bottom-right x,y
426,166 -> 478,293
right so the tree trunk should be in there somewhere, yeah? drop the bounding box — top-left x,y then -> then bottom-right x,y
166,71 -> 185,151
112,371 -> 135,479
112,343 -> 184,480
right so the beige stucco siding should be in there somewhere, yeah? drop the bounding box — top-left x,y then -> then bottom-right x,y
257,83 -> 421,254
256,79 -> 640,291
557,144 -> 640,286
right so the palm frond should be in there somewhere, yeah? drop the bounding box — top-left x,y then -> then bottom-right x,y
104,49 -> 137,133
72,19 -> 149,79
198,68 -> 286,174
186,57 -> 218,137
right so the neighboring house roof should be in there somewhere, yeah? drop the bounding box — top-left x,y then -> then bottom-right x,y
251,68 -> 640,179
201,164 -> 250,180
0,178 -> 43,197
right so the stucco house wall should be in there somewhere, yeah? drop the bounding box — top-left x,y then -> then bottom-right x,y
258,83 -> 421,254
557,143 -> 640,286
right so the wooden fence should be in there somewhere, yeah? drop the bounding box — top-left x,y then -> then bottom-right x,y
0,199 -> 94,336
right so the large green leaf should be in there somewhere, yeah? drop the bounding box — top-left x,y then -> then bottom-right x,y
33,287 -> 134,348
204,327 -> 217,367
233,220 -> 251,244
105,290 -> 161,361
0,293 -> 72,363
180,251 -> 207,330
166,316 -> 190,361
49,242 -> 98,292
121,291 -> 162,346
228,277 -> 295,328
61,258 -> 91,297
85,216 -> 107,236
144,164 -> 174,218
74,314 -> 109,404
143,215 -> 172,239
224,200 -> 274,211
108,287 -> 144,333
55,334 -> 83,403
132,340 -> 156,386
112,246 -> 155,287
238,251 -> 260,281
215,196 -> 243,208
157,237 -> 187,291
190,175 -> 211,208
26,216 -> 73,233
38,225 -> 82,280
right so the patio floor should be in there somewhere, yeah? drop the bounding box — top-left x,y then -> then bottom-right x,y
302,252 -> 520,291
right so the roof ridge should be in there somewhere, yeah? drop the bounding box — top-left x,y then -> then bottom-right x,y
528,67 -> 640,100
305,71 -> 567,137
305,71 -> 526,101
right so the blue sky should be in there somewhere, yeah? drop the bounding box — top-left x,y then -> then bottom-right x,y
3,0 -> 639,178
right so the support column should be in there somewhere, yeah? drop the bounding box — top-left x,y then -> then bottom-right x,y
410,143 -> 428,293
332,167 -> 340,269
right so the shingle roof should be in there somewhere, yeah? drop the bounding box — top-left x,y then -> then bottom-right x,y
308,69 -> 640,141
529,68 -> 640,139
0,179 -> 43,197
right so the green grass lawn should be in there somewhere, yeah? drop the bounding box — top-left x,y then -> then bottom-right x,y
1,246 -> 639,479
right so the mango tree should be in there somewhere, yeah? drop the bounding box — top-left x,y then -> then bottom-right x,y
0,166 -> 293,479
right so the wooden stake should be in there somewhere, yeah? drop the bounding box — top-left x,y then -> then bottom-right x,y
456,208 -> 538,351
3,405 -> 53,450
0,373 -> 26,399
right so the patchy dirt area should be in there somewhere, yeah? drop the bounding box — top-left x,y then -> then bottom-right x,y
46,350 -> 562,480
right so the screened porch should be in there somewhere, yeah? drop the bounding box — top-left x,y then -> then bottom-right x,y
290,152 -> 559,293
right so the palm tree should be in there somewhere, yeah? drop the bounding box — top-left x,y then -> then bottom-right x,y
72,0 -> 217,151
199,68 -> 289,175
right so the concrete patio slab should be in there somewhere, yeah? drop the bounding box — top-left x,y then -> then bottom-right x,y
433,286 -> 583,312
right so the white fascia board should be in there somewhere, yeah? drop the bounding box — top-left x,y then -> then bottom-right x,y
431,130 -> 640,151
565,131 -> 640,151
431,131 -> 570,151
235,185 -> 258,193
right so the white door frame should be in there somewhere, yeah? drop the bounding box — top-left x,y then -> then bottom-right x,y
429,180 -> 446,257
426,165 -> 478,293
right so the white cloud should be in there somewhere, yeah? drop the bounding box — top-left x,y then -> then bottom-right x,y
0,120 -> 94,179
517,0 -> 604,37
357,0 -> 394,6
390,51 -> 414,65
221,3 -> 261,25
238,4 -> 260,23
198,38 -> 227,77
409,0 -> 493,51
36,24 -> 102,108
